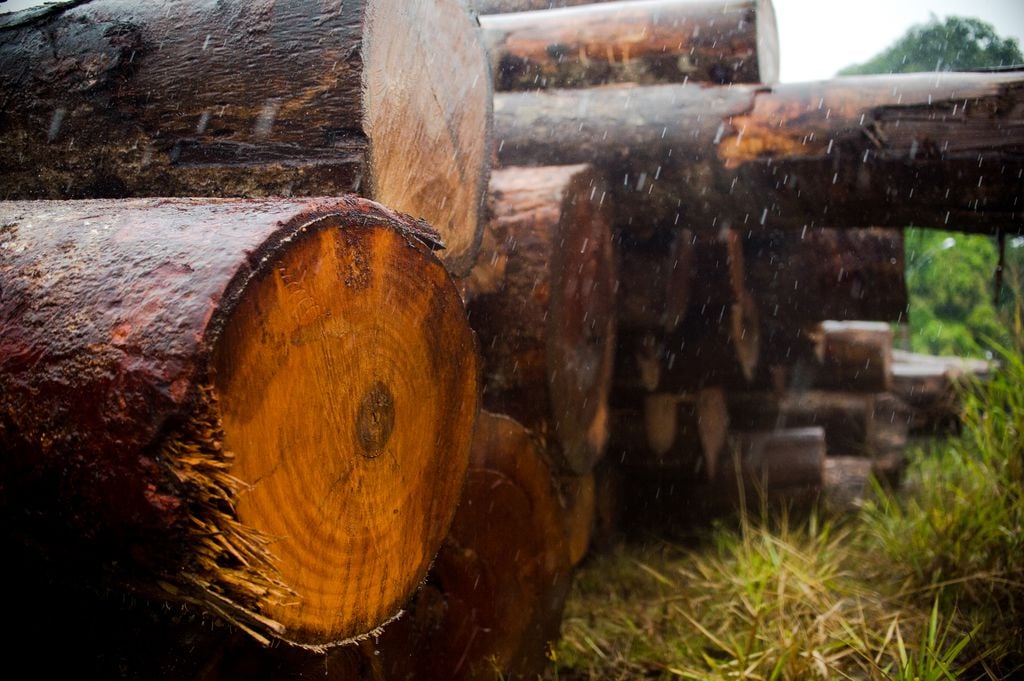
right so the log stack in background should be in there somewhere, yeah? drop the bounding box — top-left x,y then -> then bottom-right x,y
480,0 -> 779,89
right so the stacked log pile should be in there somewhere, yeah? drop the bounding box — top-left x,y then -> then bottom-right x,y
2,0 -> 1020,677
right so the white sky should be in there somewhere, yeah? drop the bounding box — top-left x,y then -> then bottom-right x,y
2,0 -> 1023,83
774,0 -> 1024,82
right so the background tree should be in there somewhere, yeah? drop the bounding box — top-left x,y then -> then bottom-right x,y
838,16 -> 1023,357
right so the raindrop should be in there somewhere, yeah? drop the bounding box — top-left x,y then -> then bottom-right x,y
47,108 -> 65,142
196,111 -> 211,135
253,99 -> 281,138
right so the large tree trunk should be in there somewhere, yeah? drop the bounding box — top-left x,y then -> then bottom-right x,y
480,0 -> 779,90
0,197 -> 479,648
495,72 -> 1024,233
746,228 -> 907,324
464,165 -> 617,474
0,0 -> 492,275
374,412 -> 572,681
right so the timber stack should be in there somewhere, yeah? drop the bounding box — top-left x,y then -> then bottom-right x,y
2,0 -> 1021,677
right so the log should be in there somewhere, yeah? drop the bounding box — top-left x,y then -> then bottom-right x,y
617,228 -> 694,332
746,228 -> 908,323
892,349 -> 993,432
495,72 -> 1024,233
374,412 -> 572,681
728,391 -> 873,457
618,426 -> 823,526
0,0 -> 492,275
480,0 -> 779,91
717,427 -> 825,500
727,390 -> 910,463
465,165 -> 617,474
558,471 -> 597,566
0,197 -> 479,648
690,227 -> 748,308
616,292 -> 761,394
608,388 -> 728,476
814,321 -> 893,392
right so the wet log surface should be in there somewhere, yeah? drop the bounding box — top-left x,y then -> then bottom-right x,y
0,197 -> 479,647
374,412 -> 572,681
746,228 -> 907,324
617,227 -> 694,332
481,0 -> 779,90
609,388 -> 729,476
465,165 -> 617,474
814,321 -> 894,392
0,0 -> 492,274
892,350 -> 992,432
495,72 -> 1024,233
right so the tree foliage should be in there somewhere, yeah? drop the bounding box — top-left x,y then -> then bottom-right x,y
839,15 -> 1022,75
839,17 -> 1023,357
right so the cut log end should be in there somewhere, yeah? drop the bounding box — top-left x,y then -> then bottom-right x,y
365,0 -> 493,275
0,198 -> 478,650
209,223 -> 478,646
548,168 -> 617,472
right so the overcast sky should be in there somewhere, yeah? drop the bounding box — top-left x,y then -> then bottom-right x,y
774,0 -> 1024,81
2,0 -> 1023,83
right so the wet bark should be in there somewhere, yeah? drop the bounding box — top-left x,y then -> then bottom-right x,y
495,72 -> 1024,234
0,0 -> 492,274
374,412 -> 572,681
464,165 -> 617,474
481,0 -> 779,90
0,196 -> 478,647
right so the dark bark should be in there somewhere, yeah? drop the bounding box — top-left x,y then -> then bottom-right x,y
746,227 -> 908,323
495,72 -> 1024,234
464,165 -> 617,474
0,0 -> 492,274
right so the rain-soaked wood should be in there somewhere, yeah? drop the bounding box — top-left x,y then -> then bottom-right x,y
717,427 -> 825,499
727,390 -> 909,462
617,228 -> 694,331
728,391 -> 873,457
616,293 -> 761,395
892,350 -> 992,432
0,197 -> 479,648
746,228 -> 907,323
814,321 -> 894,392
610,388 -> 728,477
464,165 -> 616,474
558,471 -> 597,566
374,412 -> 572,681
0,0 -> 492,275
495,72 -> 1024,233
480,0 -> 779,91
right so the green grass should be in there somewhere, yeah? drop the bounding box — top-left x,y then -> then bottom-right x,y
549,339 -> 1024,680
